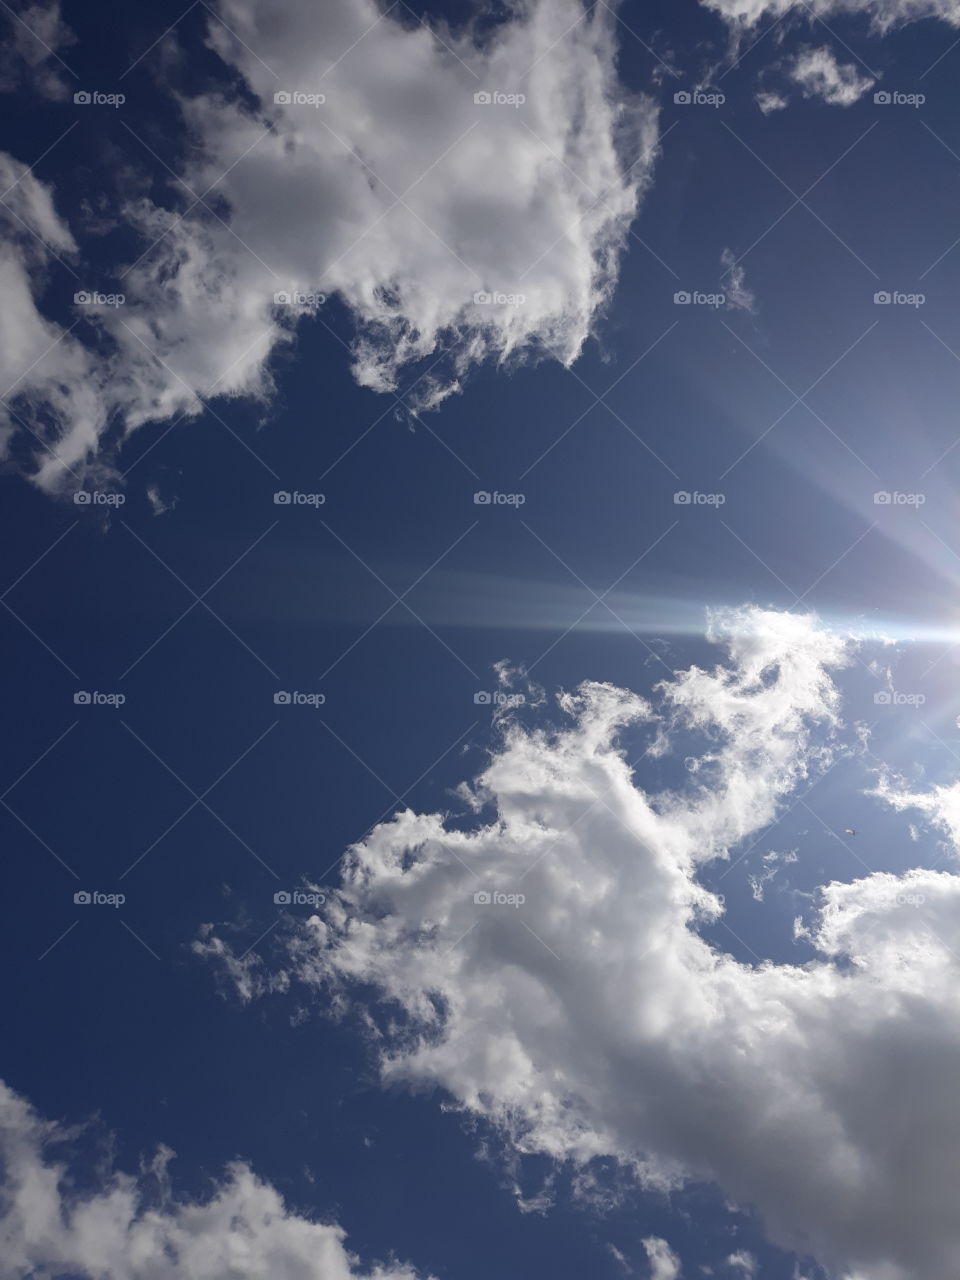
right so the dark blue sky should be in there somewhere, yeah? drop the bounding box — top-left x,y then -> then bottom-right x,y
3,2 -> 960,1278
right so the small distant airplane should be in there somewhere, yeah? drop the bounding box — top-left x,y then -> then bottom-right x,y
844,828 -> 858,836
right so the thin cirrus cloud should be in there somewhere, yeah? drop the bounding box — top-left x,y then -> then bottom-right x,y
0,0 -> 659,492
0,1079 -> 429,1280
719,247 -> 755,312
198,606 -> 960,1280
701,0 -> 960,32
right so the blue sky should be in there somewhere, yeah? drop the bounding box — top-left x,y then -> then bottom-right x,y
3,2 -> 960,1279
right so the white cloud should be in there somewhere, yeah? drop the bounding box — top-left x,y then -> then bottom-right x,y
194,922 -> 291,1003
752,45 -> 873,114
873,773 -> 960,851
0,1079 -> 428,1280
0,153 -> 75,257
755,89 -> 788,113
200,606 -> 960,1280
0,0 -> 75,101
701,0 -> 960,33
720,248 -> 755,313
748,847 -> 798,900
609,1242 -> 633,1272
724,1251 -> 756,1277
642,1236 -> 683,1280
0,0 -> 658,491
146,483 -> 177,516
0,160 -> 110,488
787,47 -> 875,106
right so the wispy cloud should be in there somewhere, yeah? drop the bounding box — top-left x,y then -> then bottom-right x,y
721,247 -> 756,313
702,0 -> 960,35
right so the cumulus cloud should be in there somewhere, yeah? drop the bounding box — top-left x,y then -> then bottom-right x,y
200,606 -> 960,1280
701,0 -> 960,33
0,0 -> 658,491
0,1079 -> 429,1280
